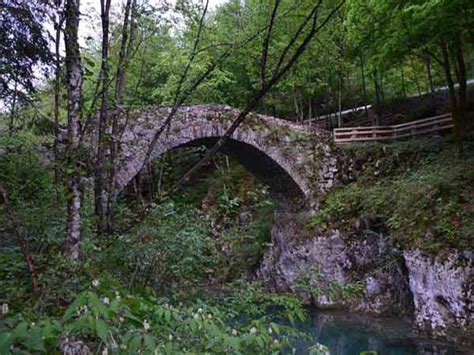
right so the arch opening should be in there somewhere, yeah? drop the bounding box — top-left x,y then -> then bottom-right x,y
177,137 -> 306,202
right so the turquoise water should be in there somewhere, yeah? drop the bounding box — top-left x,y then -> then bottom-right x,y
288,310 -> 465,355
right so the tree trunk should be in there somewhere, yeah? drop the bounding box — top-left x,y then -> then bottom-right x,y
53,1 -> 63,187
293,91 -> 300,122
94,0 -> 112,234
410,58 -> 422,96
373,69 -> 381,125
359,55 -> 369,117
9,81 -> 17,134
454,41 -> 467,130
380,73 -> 385,103
400,65 -> 407,98
308,98 -> 312,121
440,42 -> 462,151
338,73 -> 343,127
423,54 -> 435,95
423,53 -> 436,111
0,183 -> 38,293
64,0 -> 84,261
106,0 -> 133,233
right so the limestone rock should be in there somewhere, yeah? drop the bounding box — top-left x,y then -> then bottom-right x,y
404,249 -> 473,336
256,211 -> 412,315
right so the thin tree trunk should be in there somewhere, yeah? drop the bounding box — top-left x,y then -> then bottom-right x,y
423,53 -> 436,111
359,55 -> 369,117
64,0 -> 84,261
53,1 -> 64,187
454,41 -> 467,130
308,98 -> 312,121
380,73 -> 385,103
338,73 -> 343,127
423,54 -> 435,94
0,183 -> 38,293
293,91 -> 300,122
337,27 -> 344,127
9,81 -> 17,134
440,42 -> 462,151
106,0 -> 133,233
373,69 -> 381,125
410,58 -> 422,96
400,65 -> 407,98
95,0 -> 112,234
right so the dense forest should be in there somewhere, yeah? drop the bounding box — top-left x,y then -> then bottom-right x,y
0,0 -> 473,354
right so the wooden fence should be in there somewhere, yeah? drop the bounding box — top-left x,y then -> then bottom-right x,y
333,113 -> 453,144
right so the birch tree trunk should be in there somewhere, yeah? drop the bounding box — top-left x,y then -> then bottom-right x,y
64,0 -> 83,261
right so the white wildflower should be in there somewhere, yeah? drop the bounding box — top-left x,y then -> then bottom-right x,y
101,348 -> 108,355
31,322 -> 35,326
273,339 -> 279,345
143,319 -> 150,331
231,329 -> 238,336
268,327 -> 273,335
120,344 -> 127,350
102,297 -> 110,305
250,327 -> 257,335
197,308 -> 203,313
207,314 -> 212,320
92,279 -> 99,287
119,316 -> 124,323
1,303 -> 9,315
168,334 -> 173,341
193,313 -> 199,320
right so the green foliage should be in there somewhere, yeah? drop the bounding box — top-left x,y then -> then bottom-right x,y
0,284 -> 303,354
98,152 -> 275,295
309,342 -> 331,355
0,140 -> 308,353
295,265 -> 365,303
309,138 -> 474,252
100,201 -> 216,294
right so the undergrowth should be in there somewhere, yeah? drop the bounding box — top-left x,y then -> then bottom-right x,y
0,137 -> 307,353
309,135 -> 474,252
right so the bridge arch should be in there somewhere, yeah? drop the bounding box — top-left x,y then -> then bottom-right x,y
114,105 -> 335,206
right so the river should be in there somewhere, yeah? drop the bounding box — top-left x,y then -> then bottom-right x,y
286,309 -> 465,354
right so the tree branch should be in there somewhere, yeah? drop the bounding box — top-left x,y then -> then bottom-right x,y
261,0 -> 281,86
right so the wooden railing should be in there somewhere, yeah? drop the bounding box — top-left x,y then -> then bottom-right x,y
333,113 -> 453,144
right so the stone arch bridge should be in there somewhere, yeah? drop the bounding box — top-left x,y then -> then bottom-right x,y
113,105 -> 336,206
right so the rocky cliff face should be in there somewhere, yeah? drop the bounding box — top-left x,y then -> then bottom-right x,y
256,211 -> 413,316
257,210 -> 473,340
404,250 -> 473,338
